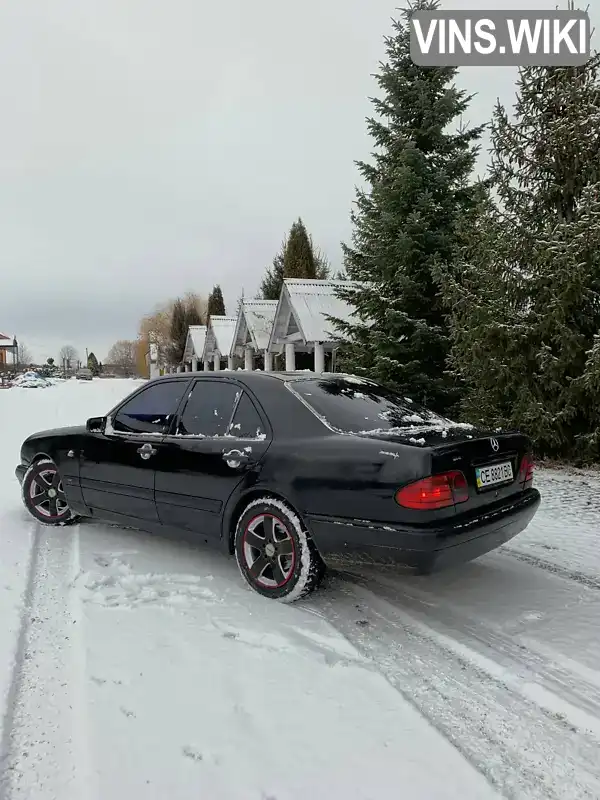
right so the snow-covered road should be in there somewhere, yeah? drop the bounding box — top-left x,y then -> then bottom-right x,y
1,380 -> 599,799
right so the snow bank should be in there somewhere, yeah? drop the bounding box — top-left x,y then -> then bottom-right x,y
0,379 -> 144,747
11,371 -> 53,388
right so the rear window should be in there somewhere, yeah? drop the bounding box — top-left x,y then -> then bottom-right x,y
290,377 -> 455,435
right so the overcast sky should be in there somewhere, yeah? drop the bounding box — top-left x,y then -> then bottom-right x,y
0,0 -> 597,363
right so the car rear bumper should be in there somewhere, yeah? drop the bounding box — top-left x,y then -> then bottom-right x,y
15,464 -> 27,484
305,488 -> 541,573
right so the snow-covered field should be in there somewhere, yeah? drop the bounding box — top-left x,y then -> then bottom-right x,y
1,379 -> 599,799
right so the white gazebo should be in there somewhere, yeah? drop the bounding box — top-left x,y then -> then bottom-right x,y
202,316 -> 237,371
267,279 -> 361,371
182,325 -> 207,372
230,300 -> 278,371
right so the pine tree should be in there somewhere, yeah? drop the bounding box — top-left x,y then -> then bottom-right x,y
207,285 -> 226,318
87,352 -> 100,376
332,0 -> 483,412
445,56 -> 600,459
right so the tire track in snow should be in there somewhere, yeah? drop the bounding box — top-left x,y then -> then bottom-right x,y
0,524 -> 95,800
314,573 -> 600,800
0,523 -> 41,799
343,566 -> 600,725
501,548 -> 600,591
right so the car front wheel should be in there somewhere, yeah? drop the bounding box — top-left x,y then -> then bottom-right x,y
22,458 -> 79,526
235,498 -> 325,602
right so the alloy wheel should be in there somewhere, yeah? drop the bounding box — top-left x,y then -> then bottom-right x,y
29,468 -> 69,519
242,513 -> 296,589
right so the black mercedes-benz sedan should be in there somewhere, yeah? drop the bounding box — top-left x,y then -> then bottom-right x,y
15,372 -> 540,601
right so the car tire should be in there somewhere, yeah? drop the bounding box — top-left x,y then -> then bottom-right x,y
22,458 -> 79,526
235,498 -> 325,602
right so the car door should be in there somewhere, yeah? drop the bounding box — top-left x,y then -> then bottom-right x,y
80,379 -> 191,521
154,377 -> 272,539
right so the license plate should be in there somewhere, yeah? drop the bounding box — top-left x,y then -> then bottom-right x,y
476,461 -> 513,489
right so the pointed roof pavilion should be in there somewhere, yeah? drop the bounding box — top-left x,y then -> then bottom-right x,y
230,300 -> 278,358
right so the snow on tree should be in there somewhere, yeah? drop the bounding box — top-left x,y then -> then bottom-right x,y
444,55 -> 600,459
331,0 -> 483,413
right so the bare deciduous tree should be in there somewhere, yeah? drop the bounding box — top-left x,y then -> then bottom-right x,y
139,292 -> 207,367
106,340 -> 137,375
17,342 -> 33,365
59,345 -> 78,366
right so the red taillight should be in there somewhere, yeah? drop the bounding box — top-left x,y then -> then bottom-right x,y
395,471 -> 469,510
518,454 -> 534,487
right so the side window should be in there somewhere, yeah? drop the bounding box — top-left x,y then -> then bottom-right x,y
113,381 -> 186,435
226,392 -> 267,439
178,380 -> 240,437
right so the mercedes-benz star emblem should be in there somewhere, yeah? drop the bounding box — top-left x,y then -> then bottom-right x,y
490,438 -> 500,452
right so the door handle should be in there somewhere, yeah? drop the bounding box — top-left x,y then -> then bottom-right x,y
137,443 -> 157,460
222,448 -> 252,468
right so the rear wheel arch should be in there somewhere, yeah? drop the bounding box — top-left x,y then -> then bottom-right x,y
225,489 -> 306,555
233,495 -> 325,601
31,451 -> 53,464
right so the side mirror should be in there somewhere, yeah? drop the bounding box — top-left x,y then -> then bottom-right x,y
86,416 -> 106,433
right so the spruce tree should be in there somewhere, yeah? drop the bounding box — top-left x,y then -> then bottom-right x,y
312,242 -> 331,280
87,352 -> 100,376
260,247 -> 285,300
283,218 -> 316,279
332,0 -> 483,412
259,221 -> 330,300
207,285 -> 226,318
445,56 -> 600,459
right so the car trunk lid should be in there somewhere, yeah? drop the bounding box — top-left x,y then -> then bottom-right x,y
358,425 -> 532,515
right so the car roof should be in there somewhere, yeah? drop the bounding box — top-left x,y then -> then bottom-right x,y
153,371 -> 374,385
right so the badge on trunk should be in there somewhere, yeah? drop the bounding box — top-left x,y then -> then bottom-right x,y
490,437 -> 500,451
